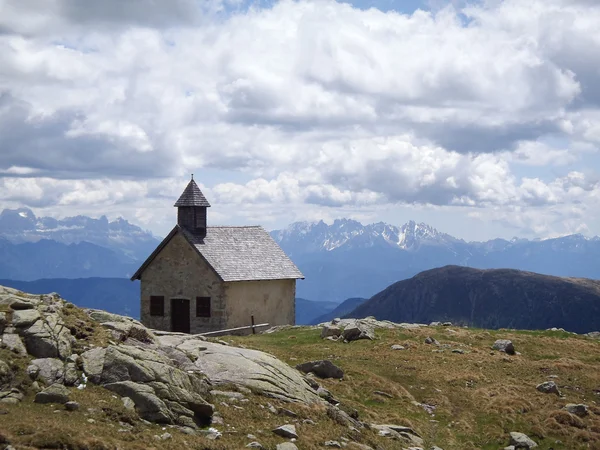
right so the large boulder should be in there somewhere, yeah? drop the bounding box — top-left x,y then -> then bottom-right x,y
164,336 -> 322,404
28,358 -> 65,385
11,309 -> 41,328
20,314 -> 73,359
341,321 -> 375,342
81,344 -> 213,426
1,332 -> 27,356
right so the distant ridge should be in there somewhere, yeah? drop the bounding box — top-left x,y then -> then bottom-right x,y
346,265 -> 600,333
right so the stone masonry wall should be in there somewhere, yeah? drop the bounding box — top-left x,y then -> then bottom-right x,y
140,231 -> 226,333
223,279 -> 296,330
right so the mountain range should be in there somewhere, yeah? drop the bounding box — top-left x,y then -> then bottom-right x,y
0,208 -> 159,261
271,218 -> 600,302
2,208 -> 600,318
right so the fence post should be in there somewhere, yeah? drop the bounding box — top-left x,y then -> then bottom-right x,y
251,315 -> 256,334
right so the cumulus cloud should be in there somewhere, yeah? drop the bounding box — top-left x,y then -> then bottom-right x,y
1,0 -> 600,238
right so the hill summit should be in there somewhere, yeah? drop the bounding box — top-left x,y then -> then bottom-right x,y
348,265 -> 600,333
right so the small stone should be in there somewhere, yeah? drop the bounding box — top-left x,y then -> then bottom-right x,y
565,403 -> 588,417
160,433 -> 172,440
246,443 -> 264,449
492,339 -> 515,355
325,441 -> 343,447
272,424 -> 298,439
278,407 -> 298,417
88,418 -> 96,424
373,391 -> 393,398
296,360 -> 344,379
509,431 -> 538,448
121,396 -> 135,410
452,349 -> 465,354
424,336 -> 440,345
64,401 -> 80,411
34,384 -> 70,404
391,344 -> 405,350
536,381 -> 561,395
303,419 -> 316,425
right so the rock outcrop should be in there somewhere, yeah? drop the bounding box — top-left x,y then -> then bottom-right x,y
0,285 -> 324,430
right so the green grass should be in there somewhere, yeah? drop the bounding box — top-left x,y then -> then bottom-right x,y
1,323 -> 600,449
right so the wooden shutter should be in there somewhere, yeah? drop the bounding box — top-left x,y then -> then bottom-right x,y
150,296 -> 165,316
196,297 -> 211,317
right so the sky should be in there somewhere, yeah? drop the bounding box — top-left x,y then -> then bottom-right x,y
1,0 -> 600,241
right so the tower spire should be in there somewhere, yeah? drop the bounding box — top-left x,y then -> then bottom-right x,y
175,178 -> 210,238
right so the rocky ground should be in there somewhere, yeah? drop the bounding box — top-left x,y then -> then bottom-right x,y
1,285 -> 600,449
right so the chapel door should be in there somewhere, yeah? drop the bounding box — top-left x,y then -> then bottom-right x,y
171,298 -> 190,333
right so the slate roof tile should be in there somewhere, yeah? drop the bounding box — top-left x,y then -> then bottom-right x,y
181,226 -> 304,282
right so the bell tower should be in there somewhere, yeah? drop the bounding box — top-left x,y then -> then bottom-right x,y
174,175 -> 211,238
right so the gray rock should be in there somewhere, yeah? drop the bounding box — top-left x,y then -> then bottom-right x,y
246,442 -> 264,448
325,441 -> 342,447
276,444 -> 298,450
296,360 -> 344,379
371,424 -> 424,446
11,309 -> 41,328
321,325 -> 342,339
429,322 -> 441,326
29,358 -> 64,385
272,424 -> 298,439
424,336 -> 439,345
35,383 -> 70,404
492,340 -> 515,355
391,344 -> 405,350
536,381 -> 560,395
586,331 -> 600,339
21,314 -> 73,359
509,431 -> 538,448
65,401 -> 80,411
104,381 -> 174,423
0,388 -> 23,403
342,322 -> 374,342
64,362 -> 79,386
80,347 -> 107,384
1,333 -> 27,356
565,403 -> 588,417
168,337 -> 322,404
122,396 -> 136,410
326,405 -> 362,429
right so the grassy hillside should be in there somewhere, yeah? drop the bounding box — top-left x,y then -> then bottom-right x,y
226,325 -> 600,449
348,266 -> 600,333
4,324 -> 599,449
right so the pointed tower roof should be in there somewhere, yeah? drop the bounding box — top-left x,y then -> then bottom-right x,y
174,177 -> 211,207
